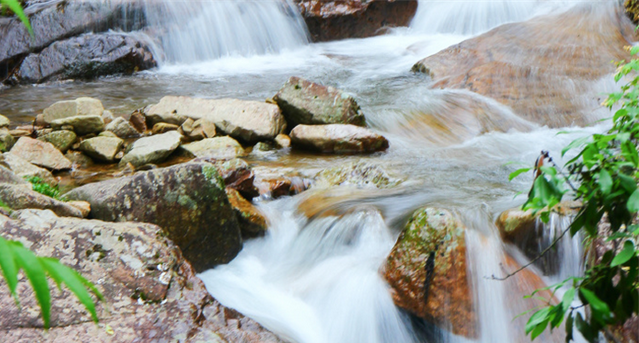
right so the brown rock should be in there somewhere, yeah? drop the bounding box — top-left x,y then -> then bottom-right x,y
0,183 -> 82,218
225,187 -> 268,238
274,134 -> 291,148
9,137 -> 72,170
152,122 -> 180,135
290,124 -> 389,154
212,158 -> 259,199
66,200 -> 91,218
128,110 -> 147,133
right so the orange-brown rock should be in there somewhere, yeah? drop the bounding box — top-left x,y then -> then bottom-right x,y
225,187 -> 268,238
384,207 -> 476,338
412,5 -> 635,127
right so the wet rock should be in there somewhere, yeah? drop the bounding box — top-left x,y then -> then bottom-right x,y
79,136 -> 124,163
0,129 -> 15,152
253,167 -> 308,199
42,97 -> 104,125
274,133 -> 291,148
0,114 -> 10,128
181,136 -> 246,160
37,130 -> 77,153
9,137 -> 72,170
65,151 -> 94,169
12,32 -> 156,84
105,117 -> 140,138
384,207 -> 476,338
63,162 -> 242,272
213,158 -> 259,199
0,209 -> 281,343
128,110 -> 148,133
225,187 -> 268,238
152,122 -> 179,135
295,0 -> 418,42
119,130 -> 182,168
180,117 -> 216,141
290,124 -> 389,154
274,77 -> 366,127
314,161 -> 401,188
0,183 -> 81,218
1,153 -> 57,186
411,6 -> 633,127
50,115 -> 105,136
145,96 -> 286,142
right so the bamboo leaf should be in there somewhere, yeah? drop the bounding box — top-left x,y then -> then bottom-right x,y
0,236 -> 19,298
598,169 -> 612,195
611,240 -> 636,267
10,242 -> 51,328
0,0 -> 33,37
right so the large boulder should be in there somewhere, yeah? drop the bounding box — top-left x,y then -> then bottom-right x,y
274,77 -> 366,127
290,124 -> 388,153
411,5 -> 633,127
384,207 -> 476,338
145,96 -> 286,142
119,130 -> 182,167
63,162 -> 242,272
0,209 -> 282,342
295,0 -> 418,41
9,137 -> 72,170
42,97 -> 104,125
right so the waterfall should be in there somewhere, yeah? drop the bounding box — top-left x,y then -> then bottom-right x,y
142,0 -> 309,64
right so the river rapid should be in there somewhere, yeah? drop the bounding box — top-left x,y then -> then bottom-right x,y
0,0 -> 629,342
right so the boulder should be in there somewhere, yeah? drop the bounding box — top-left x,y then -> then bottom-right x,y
0,209 -> 281,342
180,117 -> 216,141
225,187 -> 268,238
65,151 -> 94,169
42,97 -> 104,125
253,166 -> 308,199
101,109 -> 115,124
274,77 -> 366,127
182,136 -> 246,160
128,110 -> 147,133
37,130 -> 77,153
145,96 -> 286,142
0,129 -> 15,152
119,130 -> 182,168
50,115 -> 105,136
66,200 -> 91,218
62,162 -> 242,272
290,124 -> 389,153
104,117 -> 140,138
12,33 -> 156,84
9,137 -> 72,170
79,136 -> 124,163
212,158 -> 259,199
0,114 -> 10,128
0,153 -> 57,186
314,161 -> 401,188
0,183 -> 81,218
295,0 -> 418,41
384,207 -> 476,338
152,122 -> 179,135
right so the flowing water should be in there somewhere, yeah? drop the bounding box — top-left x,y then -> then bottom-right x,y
0,0 -> 628,341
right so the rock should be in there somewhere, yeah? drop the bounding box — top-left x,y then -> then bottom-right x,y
295,0 -> 418,41
0,114 -> 9,128
253,167 -> 308,199
314,161 -> 401,188
225,187 -> 268,238
79,136 -> 124,163
0,165 -> 29,186
66,200 -> 91,218
65,151 -> 94,169
9,137 -> 72,170
252,141 -> 276,153
105,117 -> 140,138
37,130 -> 77,153
0,129 -> 15,152
274,77 -> 366,127
42,97 -> 104,125
98,131 -> 118,138
0,183 -> 81,218
213,158 -> 259,199
274,133 -> 291,148
145,96 -> 286,142
181,136 -> 246,160
384,207 -> 476,338
180,117 -> 216,141
119,130 -> 182,168
152,122 -> 179,135
63,162 -> 242,272
0,209 -> 281,342
128,110 -> 147,133
51,115 -> 105,136
1,153 -> 57,186
290,124 -> 389,153
12,32 -> 156,84
8,129 -> 31,138
101,109 -> 114,124
411,6 -> 634,127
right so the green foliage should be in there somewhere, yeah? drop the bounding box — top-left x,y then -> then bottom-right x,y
0,235 -> 103,328
0,0 -> 32,37
511,50 -> 639,342
25,176 -> 60,199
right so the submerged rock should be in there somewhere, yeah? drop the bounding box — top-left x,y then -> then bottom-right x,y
0,209 -> 281,342
225,187 -> 268,238
290,124 -> 388,153
274,77 -> 366,127
384,207 -> 476,338
63,162 -> 242,272
119,130 -> 182,167
9,137 -> 72,170
181,136 -> 246,160
79,136 -> 124,163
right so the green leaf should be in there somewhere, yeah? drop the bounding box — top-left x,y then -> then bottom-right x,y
531,319 -> 550,340
611,240 -> 636,267
0,0 -> 33,37
598,169 -> 613,195
627,189 -> 639,212
618,173 -> 637,193
526,307 -> 552,334
561,287 -> 575,312
0,236 -> 19,298
10,242 -> 51,328
509,168 -> 531,181
562,136 -> 590,157
579,288 -> 611,318
565,312 -> 574,343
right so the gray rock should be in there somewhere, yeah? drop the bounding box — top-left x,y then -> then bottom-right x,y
9,137 -> 72,170
180,117 -> 216,141
290,124 -> 389,154
274,76 -> 366,127
63,162 -> 242,272
181,136 -> 245,160
1,153 -> 57,186
0,114 -> 10,128
0,184 -> 81,218
51,115 -> 105,136
145,96 -> 286,142
42,97 -> 104,125
37,130 -> 77,153
79,136 -> 124,163
105,117 -> 140,138
119,130 -> 182,167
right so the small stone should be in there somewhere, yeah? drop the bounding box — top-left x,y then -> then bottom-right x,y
119,131 -> 182,167
290,124 -> 389,154
152,122 -> 179,135
34,114 -> 46,127
66,200 -> 91,218
51,115 -> 105,136
0,129 -> 15,152
79,136 -> 124,163
9,137 -> 72,170
37,130 -> 77,153
225,187 -> 268,238
65,151 -> 94,168
0,114 -> 10,128
106,117 -> 140,138
99,131 -> 118,138
181,136 -> 245,160
274,134 -> 291,148
35,128 -> 53,137
102,110 -> 115,125
128,110 -> 147,133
